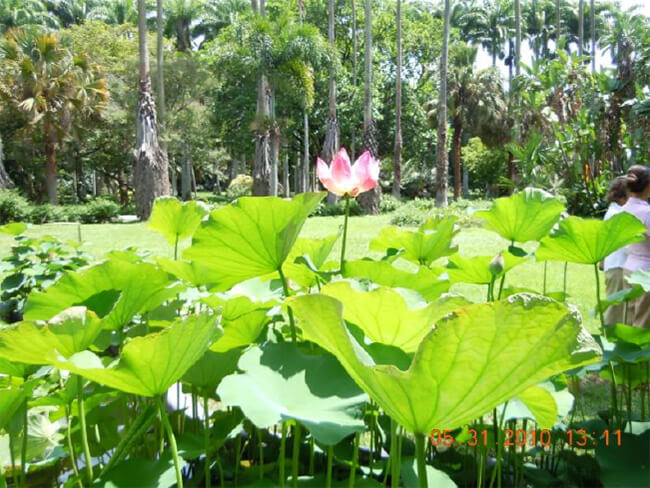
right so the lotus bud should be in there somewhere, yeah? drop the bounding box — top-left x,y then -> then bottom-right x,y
489,252 -> 505,277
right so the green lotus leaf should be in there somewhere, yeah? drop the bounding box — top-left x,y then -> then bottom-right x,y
447,253 -> 527,284
24,259 -> 178,330
596,430 -> 649,488
0,222 -> 27,236
182,349 -> 242,395
147,197 -> 208,246
290,293 -> 600,435
96,452 -> 187,488
606,323 -> 650,348
475,188 -> 565,243
0,307 -> 103,367
184,192 -> 325,291
202,295 -> 273,352
156,257 -> 221,286
342,259 -> 450,301
627,269 -> 650,292
282,233 -> 339,288
401,458 -> 457,488
499,383 -> 573,429
0,410 -> 63,468
321,281 -> 470,353
217,343 -> 367,445
369,217 -> 458,266
63,314 -> 221,397
536,213 -> 647,264
0,388 -> 25,431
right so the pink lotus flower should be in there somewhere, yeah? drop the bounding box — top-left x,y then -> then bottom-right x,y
317,148 -> 379,197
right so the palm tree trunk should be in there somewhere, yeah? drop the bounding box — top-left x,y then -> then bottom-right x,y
351,0 -> 358,160
590,0 -> 595,73
283,149 -> 290,197
452,120 -> 462,201
135,0 -> 169,219
298,0 -> 309,194
359,0 -> 380,214
515,0 -> 521,76
578,0 -> 584,57
44,119 -> 58,204
156,0 -> 170,191
435,0 -> 450,208
252,0 -> 272,196
0,134 -> 13,190
556,0 -> 561,47
392,0 -> 402,199
322,0 -> 339,204
270,124 -> 279,197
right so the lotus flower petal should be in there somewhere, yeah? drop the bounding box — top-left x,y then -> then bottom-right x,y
317,147 -> 379,197
352,151 -> 379,193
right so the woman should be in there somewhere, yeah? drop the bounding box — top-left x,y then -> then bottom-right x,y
622,165 -> 650,328
603,177 -> 629,325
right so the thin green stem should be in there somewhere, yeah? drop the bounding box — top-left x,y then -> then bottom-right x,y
543,261 -> 548,295
325,445 -> 334,488
278,267 -> 298,343
76,377 -> 93,485
563,262 -> 568,296
292,423 -> 301,488
339,195 -> 351,270
497,273 -> 506,300
279,422 -> 287,488
157,396 -> 183,488
174,234 -> 179,261
203,396 -> 211,488
258,428 -> 264,481
594,264 -> 606,335
20,400 -> 27,488
308,437 -> 315,476
390,420 -> 399,488
348,432 -> 359,488
414,433 -> 427,488
64,406 -> 82,487
9,434 -> 17,488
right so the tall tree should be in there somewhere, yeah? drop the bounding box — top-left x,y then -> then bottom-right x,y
321,0 -> 339,203
578,0 -> 584,56
156,0 -> 171,194
298,0 -> 309,193
0,136 -> 13,189
351,0 -> 358,160
392,0 -> 402,199
590,0 -> 595,73
135,0 -> 170,218
0,28 -> 107,203
515,0 -> 521,76
359,0 -> 380,214
435,0 -> 451,208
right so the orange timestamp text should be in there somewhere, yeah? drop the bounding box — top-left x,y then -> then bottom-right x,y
430,428 -> 622,447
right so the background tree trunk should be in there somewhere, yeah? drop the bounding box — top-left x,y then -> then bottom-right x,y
270,125 -> 279,197
392,0 -> 402,199
44,119 -> 58,204
358,0 -> 381,214
578,0 -> 584,57
351,0 -> 358,160
0,134 -> 13,190
590,0 -> 595,73
452,121 -> 462,200
135,0 -> 170,219
283,150 -> 290,197
298,0 -> 309,195
435,0 -> 451,208
556,0 -> 561,46
515,0 -> 521,77
322,0 -> 339,204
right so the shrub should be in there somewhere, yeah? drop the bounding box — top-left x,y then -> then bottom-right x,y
311,198 -> 364,217
380,194 -> 401,213
0,190 -> 32,224
28,204 -> 68,224
75,198 -> 121,223
226,174 -> 253,200
390,198 -> 491,228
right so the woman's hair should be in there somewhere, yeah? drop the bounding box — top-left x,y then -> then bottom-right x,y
606,176 -> 629,203
625,165 -> 650,194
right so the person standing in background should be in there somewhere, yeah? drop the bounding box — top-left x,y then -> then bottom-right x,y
622,165 -> 650,328
602,177 -> 629,325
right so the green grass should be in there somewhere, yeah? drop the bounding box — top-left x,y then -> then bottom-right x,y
0,213 -> 600,332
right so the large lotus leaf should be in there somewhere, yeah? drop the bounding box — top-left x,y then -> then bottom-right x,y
290,293 -> 600,435
0,307 -> 102,366
475,188 -> 565,243
63,314 -> 221,397
627,269 -> 650,292
321,281 -> 470,353
606,323 -> 650,348
96,452 -> 187,488
282,233 -> 339,288
147,197 -> 208,246
0,411 -> 63,467
447,253 -> 527,284
184,193 -> 325,291
24,259 -> 177,330
182,349 -> 241,394
0,389 -> 25,431
369,217 -> 458,266
0,222 -> 27,236
217,343 -> 367,445
596,430 -> 649,488
536,213 -> 647,264
342,259 -> 449,301
202,295 -> 273,352
499,383 -> 573,429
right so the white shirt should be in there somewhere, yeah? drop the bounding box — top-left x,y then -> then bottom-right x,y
604,202 -> 628,271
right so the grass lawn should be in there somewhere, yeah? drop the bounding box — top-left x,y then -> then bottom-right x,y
0,212 -> 601,332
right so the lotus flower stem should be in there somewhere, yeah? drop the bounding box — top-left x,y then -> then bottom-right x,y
593,264 -> 606,336
277,267 -> 298,343
257,428 -> 264,481
157,396 -> 184,488
9,434 -> 18,487
279,422 -> 287,487
348,432 -> 359,488
291,423 -> 301,488
76,376 -> 94,485
64,405 -> 82,487
325,445 -> 333,488
339,195 -> 351,270
203,396 -> 211,488
390,419 -> 401,488
414,433 -> 428,488
308,437 -> 315,475
20,399 -> 27,488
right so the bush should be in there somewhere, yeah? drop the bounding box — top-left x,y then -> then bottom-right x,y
226,174 -> 253,201
311,198 -> 364,217
75,198 -> 121,223
380,194 -> 401,213
390,198 -> 491,228
0,190 -> 32,224
28,204 -> 68,224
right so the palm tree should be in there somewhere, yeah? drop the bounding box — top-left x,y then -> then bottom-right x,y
164,0 -> 205,51
578,0 -> 584,56
435,0 -> 451,208
47,0 -> 98,27
458,0 -> 513,67
0,28 -> 107,203
393,0 -> 402,199
298,0 -> 309,193
135,0 -> 170,218
350,0 -> 358,160
87,0 -> 138,24
589,0 -> 595,72
359,0 -> 380,214
321,0 -> 339,203
157,0 -> 171,194
0,0 -> 59,32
